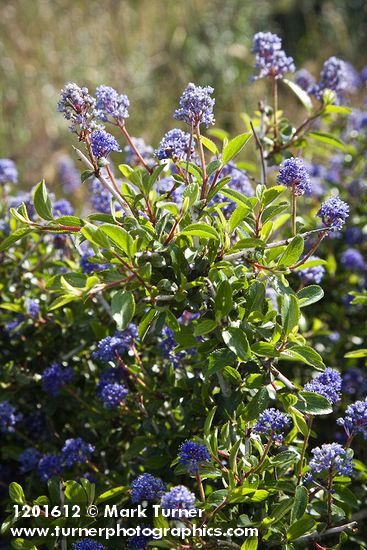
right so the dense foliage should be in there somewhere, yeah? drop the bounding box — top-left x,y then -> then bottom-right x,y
1,31 -> 367,550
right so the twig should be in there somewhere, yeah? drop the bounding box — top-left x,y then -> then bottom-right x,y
250,121 -> 266,186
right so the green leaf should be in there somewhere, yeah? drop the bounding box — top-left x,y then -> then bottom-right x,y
242,387 -> 270,421
308,131 -> 347,151
181,223 -> 219,241
297,285 -> 324,307
286,515 -> 316,540
278,236 -> 304,267
289,345 -> 325,370
291,486 -> 308,523
222,327 -> 251,361
100,224 -> 134,256
9,483 -> 26,505
241,537 -> 258,550
281,294 -> 300,335
49,295 -> 78,311
201,136 -> 219,155
33,180 -> 53,220
182,182 -> 199,208
204,406 -> 217,437
344,349 -> 367,358
215,280 -> 233,319
111,291 -> 135,330
81,222 -> 111,249
64,481 -> 88,504
96,486 -> 126,504
220,188 -> 253,211
193,319 -> 217,336
262,185 -> 286,206
222,132 -> 252,164
0,228 -> 33,252
324,105 -> 352,115
297,391 -> 333,415
251,342 -> 280,358
283,79 -> 313,112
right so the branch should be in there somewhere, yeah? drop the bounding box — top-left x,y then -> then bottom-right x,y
291,521 -> 358,545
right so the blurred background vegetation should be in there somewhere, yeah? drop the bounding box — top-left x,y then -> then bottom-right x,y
0,0 -> 366,188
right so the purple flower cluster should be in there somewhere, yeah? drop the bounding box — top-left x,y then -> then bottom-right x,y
294,69 -> 315,92
252,32 -> 295,80
178,441 -> 211,473
309,443 -> 353,478
93,325 -> 138,363
38,454 -> 63,482
99,383 -> 129,409
213,162 -> 254,216
159,326 -> 186,368
298,256 -> 325,285
130,473 -> 166,503
276,157 -> 311,196
57,155 -> 81,194
317,196 -> 349,231
26,298 -> 40,319
128,527 -> 152,550
155,129 -> 193,161
90,129 -> 120,158
90,178 -> 112,213
58,83 -> 96,133
337,398 -> 367,439
94,85 -> 129,123
72,539 -> 106,550
53,198 -> 74,217
124,137 -> 154,168
80,249 -> 109,274
174,83 -> 215,128
18,448 -> 41,473
61,438 -> 95,467
0,158 -> 18,185
41,362 -> 74,396
0,401 -> 23,433
342,368 -> 367,397
341,248 -> 366,271
253,408 -> 290,443
304,368 -> 342,404
312,57 -> 349,101
160,486 -> 196,517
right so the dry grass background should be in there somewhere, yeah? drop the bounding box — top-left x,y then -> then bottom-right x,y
0,0 -> 366,190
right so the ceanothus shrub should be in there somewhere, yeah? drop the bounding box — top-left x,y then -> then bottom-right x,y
1,31 -> 367,550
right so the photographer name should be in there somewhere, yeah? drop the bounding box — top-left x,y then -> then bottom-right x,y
104,504 -> 204,518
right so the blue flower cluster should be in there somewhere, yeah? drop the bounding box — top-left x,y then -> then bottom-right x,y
252,32 -> 295,80
58,83 -> 96,133
130,473 -> 166,503
253,408 -> 290,443
90,178 -> 113,213
80,249 -> 109,274
342,368 -> 367,397
0,401 -> 23,433
0,158 -> 18,185
99,383 -> 129,409
294,69 -> 315,92
312,57 -> 349,101
94,85 -> 130,123
38,454 -> 63,482
341,248 -> 366,271
155,129 -> 193,161
159,326 -> 187,368
178,441 -> 211,473
277,157 -> 311,196
53,198 -> 74,217
211,161 -> 254,216
26,298 -> 40,319
317,196 -> 349,231
298,256 -> 325,284
18,448 -> 41,473
61,438 -> 95,467
337,398 -> 367,439
57,155 -> 81,194
72,539 -> 106,550
304,368 -> 342,404
93,325 -> 138,363
160,485 -> 196,517
124,138 -> 154,168
127,527 -> 152,550
90,129 -> 120,159
309,443 -> 353,478
41,362 -> 74,396
174,83 -> 215,128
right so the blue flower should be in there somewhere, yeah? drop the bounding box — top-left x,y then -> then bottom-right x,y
317,196 -> 349,231
211,162 -> 254,216
53,198 -> 74,217
80,249 -> 109,274
128,526 -> 153,549
72,539 -> 106,550
160,486 -> 196,517
309,443 -> 353,477
155,129 -> 194,161
304,368 -> 342,404
99,383 -> 129,409
311,57 -> 349,101
18,448 -> 41,473
276,157 -> 311,196
130,474 -> 166,503
342,368 -> 367,397
57,155 -> 81,194
94,85 -> 129,123
61,438 -> 95,467
174,83 -> 215,128
90,178 -> 113,213
159,326 -> 187,368
93,326 -> 138,363
124,137 -> 154,168
341,248 -> 366,271
90,129 -> 120,158
26,298 -> 40,319
252,32 -> 295,80
178,441 -> 211,473
38,454 -> 63,482
42,362 -> 73,396
0,158 -> 18,185
253,408 -> 290,443
298,256 -> 325,284
337,398 -> 367,439
0,401 -> 23,433
58,83 -> 96,133
294,69 -> 315,92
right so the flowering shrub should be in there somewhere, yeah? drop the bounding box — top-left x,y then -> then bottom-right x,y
1,32 -> 367,550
